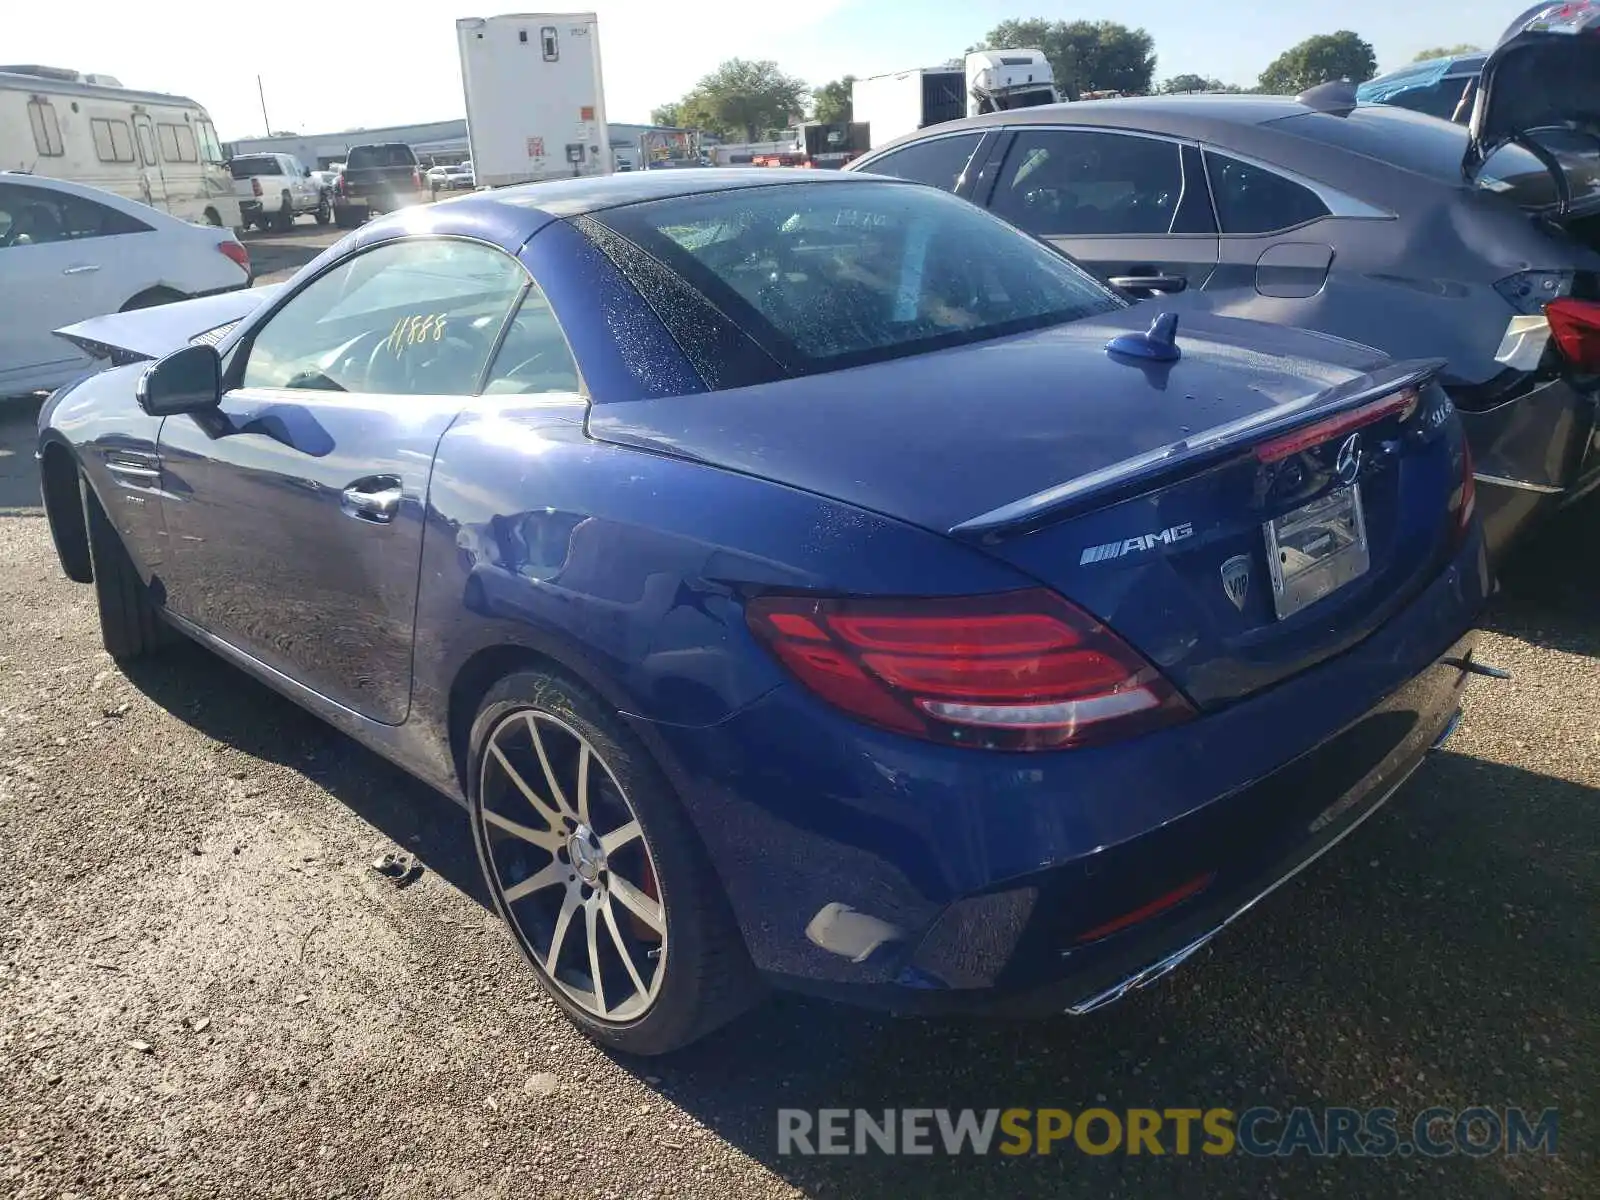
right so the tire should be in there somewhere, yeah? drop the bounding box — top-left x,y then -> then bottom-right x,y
81,475 -> 173,661
314,197 -> 331,225
333,205 -> 359,229
468,669 -> 760,1056
203,207 -> 223,227
272,195 -> 294,231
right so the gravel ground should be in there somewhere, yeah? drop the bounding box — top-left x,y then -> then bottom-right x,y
0,262 -> 1596,1196
242,225 -> 345,287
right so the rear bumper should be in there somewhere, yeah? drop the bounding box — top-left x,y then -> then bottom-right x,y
633,529 -> 1491,1011
1458,373 -> 1600,557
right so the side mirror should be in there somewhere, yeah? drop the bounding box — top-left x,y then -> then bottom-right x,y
136,344 -> 222,416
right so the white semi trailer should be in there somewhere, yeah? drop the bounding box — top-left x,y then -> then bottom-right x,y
851,49 -> 1060,150
456,13 -> 611,188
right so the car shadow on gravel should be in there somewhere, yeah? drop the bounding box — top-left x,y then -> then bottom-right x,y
647,751 -> 1595,1200
118,640 -> 492,908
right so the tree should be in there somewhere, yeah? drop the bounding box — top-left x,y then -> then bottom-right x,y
654,59 -> 808,142
1413,44 -> 1480,62
649,102 -> 682,127
976,19 -> 1157,97
1258,31 -> 1378,94
1159,73 -> 1225,94
812,75 -> 855,124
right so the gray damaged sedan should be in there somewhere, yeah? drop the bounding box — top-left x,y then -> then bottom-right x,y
850,3 -> 1600,557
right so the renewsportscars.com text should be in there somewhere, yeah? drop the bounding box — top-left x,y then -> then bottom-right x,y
776,1106 -> 1559,1158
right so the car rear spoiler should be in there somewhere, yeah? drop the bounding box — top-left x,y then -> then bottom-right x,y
948,358 -> 1448,543
53,284 -> 283,365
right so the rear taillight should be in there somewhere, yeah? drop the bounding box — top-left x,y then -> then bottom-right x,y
1545,297 -> 1600,371
1253,387 -> 1419,463
335,174 -> 346,197
413,167 -> 423,189
217,240 -> 250,273
251,177 -> 262,197
745,590 -> 1193,751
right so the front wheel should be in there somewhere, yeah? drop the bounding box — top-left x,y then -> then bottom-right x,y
81,475 -> 174,661
468,670 -> 760,1056
314,197 -> 331,225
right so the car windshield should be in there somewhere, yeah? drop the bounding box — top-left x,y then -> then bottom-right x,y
595,181 -> 1123,372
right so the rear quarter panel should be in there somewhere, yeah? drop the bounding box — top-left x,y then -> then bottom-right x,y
406,397 -> 1042,787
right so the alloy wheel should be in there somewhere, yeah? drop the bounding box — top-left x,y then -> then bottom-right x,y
477,710 -> 667,1021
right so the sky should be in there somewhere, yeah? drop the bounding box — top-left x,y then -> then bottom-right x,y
10,1 -> 1524,141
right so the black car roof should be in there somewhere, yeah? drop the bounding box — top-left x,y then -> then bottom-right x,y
489,167 -> 891,218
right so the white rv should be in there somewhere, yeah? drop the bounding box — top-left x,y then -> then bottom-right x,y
0,65 -> 240,229
456,14 -> 611,188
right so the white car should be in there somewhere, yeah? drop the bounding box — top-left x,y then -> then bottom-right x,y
0,173 -> 251,397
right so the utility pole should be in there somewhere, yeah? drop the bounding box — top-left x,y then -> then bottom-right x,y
257,75 -> 271,136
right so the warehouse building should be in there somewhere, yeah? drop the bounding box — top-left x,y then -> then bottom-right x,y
226,119 -> 694,172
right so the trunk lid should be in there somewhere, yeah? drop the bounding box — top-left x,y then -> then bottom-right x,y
1465,1 -> 1600,211
591,310 -> 1467,709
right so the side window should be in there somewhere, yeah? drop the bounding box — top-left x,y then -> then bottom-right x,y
990,130 -> 1185,236
483,284 -> 581,394
861,133 -> 984,192
134,121 -> 158,167
0,183 -> 148,246
54,192 -> 151,238
157,123 -> 199,164
90,118 -> 136,164
27,99 -> 64,157
196,119 -> 226,165
239,239 -> 528,397
1204,152 -> 1330,235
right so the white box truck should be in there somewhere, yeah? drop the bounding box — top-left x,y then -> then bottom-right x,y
852,50 -> 1060,150
455,13 -> 611,189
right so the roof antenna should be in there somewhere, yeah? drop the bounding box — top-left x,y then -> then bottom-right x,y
1107,311 -> 1182,363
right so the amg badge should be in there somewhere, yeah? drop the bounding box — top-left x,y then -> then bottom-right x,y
1220,554 -> 1251,611
1079,523 -> 1194,566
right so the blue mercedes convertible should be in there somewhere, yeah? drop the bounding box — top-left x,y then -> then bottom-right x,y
37,170 -> 1490,1053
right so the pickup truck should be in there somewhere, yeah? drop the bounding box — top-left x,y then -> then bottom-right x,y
333,142 -> 428,228
229,153 -> 329,231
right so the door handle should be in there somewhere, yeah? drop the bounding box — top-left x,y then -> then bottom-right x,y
341,475 -> 404,524
1108,274 -> 1188,295
62,264 -> 102,276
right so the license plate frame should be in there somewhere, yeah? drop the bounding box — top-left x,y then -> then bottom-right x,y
1263,483 -> 1370,620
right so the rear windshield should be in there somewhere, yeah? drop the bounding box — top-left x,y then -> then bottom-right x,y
594,181 -> 1122,372
230,156 -> 281,178
348,144 -> 416,168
